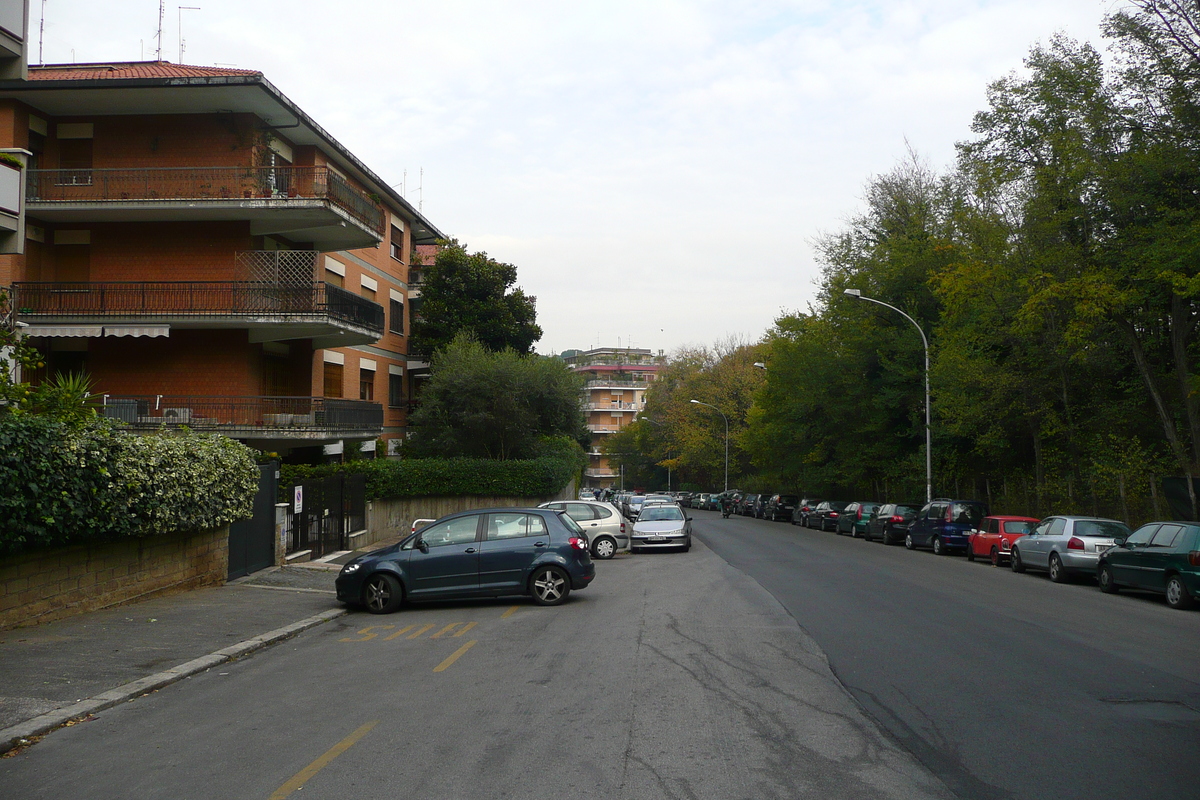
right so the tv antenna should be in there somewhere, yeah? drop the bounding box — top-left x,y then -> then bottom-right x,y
178,7 -> 200,62
38,0 -> 45,65
155,0 -> 164,60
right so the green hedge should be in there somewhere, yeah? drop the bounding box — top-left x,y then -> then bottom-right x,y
281,438 -> 585,501
0,416 -> 258,556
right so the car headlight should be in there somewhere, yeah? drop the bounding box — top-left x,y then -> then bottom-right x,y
341,562 -> 362,574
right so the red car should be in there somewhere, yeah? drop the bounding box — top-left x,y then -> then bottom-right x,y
967,515 -> 1039,566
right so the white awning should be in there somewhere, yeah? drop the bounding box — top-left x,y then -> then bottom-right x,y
104,326 -> 170,338
22,325 -> 103,338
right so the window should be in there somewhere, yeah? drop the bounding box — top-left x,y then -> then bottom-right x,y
324,268 -> 344,289
389,299 -> 404,334
1125,524 -> 1157,547
361,285 -> 376,303
323,362 -> 344,398
1150,524 -> 1184,548
1047,518 -> 1067,537
359,368 -> 375,401
487,513 -> 542,540
563,503 -> 597,522
388,373 -> 405,408
58,138 -> 93,185
420,516 -> 481,547
390,225 -> 405,261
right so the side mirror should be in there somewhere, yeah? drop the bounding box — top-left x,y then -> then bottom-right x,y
687,517 -> 693,521
416,540 -> 429,554
1114,538 -> 1127,547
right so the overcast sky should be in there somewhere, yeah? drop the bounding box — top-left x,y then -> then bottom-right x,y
38,0 -> 1116,355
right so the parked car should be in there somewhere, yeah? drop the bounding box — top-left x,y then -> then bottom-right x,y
864,503 -> 921,544
808,500 -> 849,531
336,507 -> 595,613
1010,516 -> 1132,582
738,493 -> 759,516
538,500 -> 627,559
1097,521 -> 1200,609
752,495 -> 773,518
836,502 -> 880,537
905,499 -> 987,555
765,494 -> 799,522
625,494 -> 648,520
630,503 -> 693,552
967,515 -> 1038,566
792,498 -> 823,527
696,493 -> 710,510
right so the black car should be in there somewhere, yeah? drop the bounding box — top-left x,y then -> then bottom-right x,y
765,494 -> 798,522
808,501 -> 849,531
335,508 -> 596,613
792,498 -> 823,527
738,494 -> 758,516
865,502 -> 922,544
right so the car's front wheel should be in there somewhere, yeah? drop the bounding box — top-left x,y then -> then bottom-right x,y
363,573 -> 403,614
1165,575 -> 1194,609
530,566 -> 571,606
592,536 -> 617,560
1011,547 -> 1026,573
904,533 -> 915,550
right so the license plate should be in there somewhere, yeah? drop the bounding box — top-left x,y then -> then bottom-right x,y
647,537 -> 667,543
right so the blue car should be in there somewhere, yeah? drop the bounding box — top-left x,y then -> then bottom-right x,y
905,499 -> 987,555
335,507 -> 596,613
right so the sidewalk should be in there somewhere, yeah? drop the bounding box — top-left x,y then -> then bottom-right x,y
0,560 -> 357,753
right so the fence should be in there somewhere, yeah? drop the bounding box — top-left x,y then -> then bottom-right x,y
287,473 -> 368,558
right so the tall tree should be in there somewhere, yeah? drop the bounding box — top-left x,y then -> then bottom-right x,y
411,240 -> 542,356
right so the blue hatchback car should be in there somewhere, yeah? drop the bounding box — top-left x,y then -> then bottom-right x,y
905,499 -> 987,555
335,508 -> 596,613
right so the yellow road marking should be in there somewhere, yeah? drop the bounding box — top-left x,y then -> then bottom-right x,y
430,623 -> 461,639
268,720 -> 378,799
433,640 -> 477,673
382,624 -> 417,641
406,623 -> 435,639
339,625 -> 393,642
453,621 -> 477,637
501,606 -> 519,619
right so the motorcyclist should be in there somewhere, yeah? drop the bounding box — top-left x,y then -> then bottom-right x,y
720,495 -> 733,518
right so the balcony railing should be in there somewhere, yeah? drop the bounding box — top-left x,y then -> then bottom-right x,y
26,166 -> 386,235
586,402 -> 640,411
14,281 -> 385,333
101,396 -> 384,436
584,378 -> 652,390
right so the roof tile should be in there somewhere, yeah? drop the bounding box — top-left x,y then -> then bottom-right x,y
28,61 -> 261,81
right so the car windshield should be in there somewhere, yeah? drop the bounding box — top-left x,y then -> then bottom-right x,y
1003,520 -> 1035,534
639,506 -> 684,522
950,503 -> 984,526
1075,520 -> 1132,538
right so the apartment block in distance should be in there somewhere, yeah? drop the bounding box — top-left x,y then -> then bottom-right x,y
0,60 -> 445,459
564,347 -> 663,490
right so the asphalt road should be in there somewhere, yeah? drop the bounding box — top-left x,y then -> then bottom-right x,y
0,534 -> 951,800
695,509 -> 1200,800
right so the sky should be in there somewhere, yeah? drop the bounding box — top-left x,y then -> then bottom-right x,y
34,0 -> 1117,355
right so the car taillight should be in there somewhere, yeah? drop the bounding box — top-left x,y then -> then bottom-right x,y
890,515 -> 904,523
1188,551 -> 1200,567
856,508 -> 863,520
944,509 -> 953,522
569,537 -> 587,551
829,512 -> 839,517
1000,538 -> 1011,551
620,521 -> 626,534
1067,537 -> 1084,551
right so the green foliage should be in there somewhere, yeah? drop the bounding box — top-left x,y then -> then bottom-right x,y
407,334 -> 587,460
0,416 -> 258,556
280,436 -> 585,500
410,240 -> 542,356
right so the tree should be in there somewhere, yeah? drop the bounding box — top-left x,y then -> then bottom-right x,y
410,240 -> 542,356
406,334 -> 586,460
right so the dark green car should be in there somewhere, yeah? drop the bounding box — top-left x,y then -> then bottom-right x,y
1097,521 -> 1200,610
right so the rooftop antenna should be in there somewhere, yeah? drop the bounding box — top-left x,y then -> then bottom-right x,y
155,0 -> 164,61
178,6 -> 200,63
418,167 -> 423,212
38,0 -> 45,65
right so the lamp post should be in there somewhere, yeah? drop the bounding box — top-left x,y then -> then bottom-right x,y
689,400 -> 729,492
844,289 -> 932,504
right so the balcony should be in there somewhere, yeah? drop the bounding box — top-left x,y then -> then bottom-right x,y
101,396 -> 384,443
587,423 -> 624,434
584,378 -> 652,390
586,402 -> 640,412
14,279 -> 384,348
584,468 -> 620,479
26,166 -> 385,250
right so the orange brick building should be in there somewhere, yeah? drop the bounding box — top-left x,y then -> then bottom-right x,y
0,61 -> 445,459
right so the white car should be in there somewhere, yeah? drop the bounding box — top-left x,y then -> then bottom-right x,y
630,504 -> 692,553
538,500 -> 628,559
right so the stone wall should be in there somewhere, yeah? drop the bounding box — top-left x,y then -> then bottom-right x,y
0,526 -> 229,631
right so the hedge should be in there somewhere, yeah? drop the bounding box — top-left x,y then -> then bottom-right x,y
281,438 -> 585,501
0,416 -> 259,556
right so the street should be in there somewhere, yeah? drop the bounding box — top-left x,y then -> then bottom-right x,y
1,510 -> 1197,799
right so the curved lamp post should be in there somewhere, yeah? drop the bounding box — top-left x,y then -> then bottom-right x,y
844,288 -> 932,504
689,399 -> 729,492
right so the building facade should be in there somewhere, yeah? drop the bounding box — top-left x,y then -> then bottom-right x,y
564,347 -> 663,490
0,61 -> 445,459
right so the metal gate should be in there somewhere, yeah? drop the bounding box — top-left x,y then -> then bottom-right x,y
228,462 -> 278,579
289,473 -> 367,559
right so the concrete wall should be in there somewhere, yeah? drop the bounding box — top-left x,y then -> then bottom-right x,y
0,526 -> 229,631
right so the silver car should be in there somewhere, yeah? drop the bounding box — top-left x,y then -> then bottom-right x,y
630,504 -> 692,552
1011,516 -> 1133,583
538,500 -> 628,559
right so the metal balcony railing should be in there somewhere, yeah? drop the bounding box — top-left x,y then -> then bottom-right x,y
584,378 -> 652,389
100,396 -> 384,434
26,166 -> 386,235
13,281 -> 385,333
586,401 -> 641,411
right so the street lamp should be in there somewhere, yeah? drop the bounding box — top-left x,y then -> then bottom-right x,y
844,288 -> 932,503
689,399 -> 729,492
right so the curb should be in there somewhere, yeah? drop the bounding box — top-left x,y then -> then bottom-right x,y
0,607 -> 348,754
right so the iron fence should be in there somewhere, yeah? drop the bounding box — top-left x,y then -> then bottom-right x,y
13,280 -> 384,332
101,395 -> 383,434
26,166 -> 386,235
288,473 -> 368,558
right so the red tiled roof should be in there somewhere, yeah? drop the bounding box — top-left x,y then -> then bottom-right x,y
28,62 -> 261,81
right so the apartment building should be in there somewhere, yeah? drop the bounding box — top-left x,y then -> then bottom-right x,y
0,60 -> 445,459
565,347 -> 663,490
